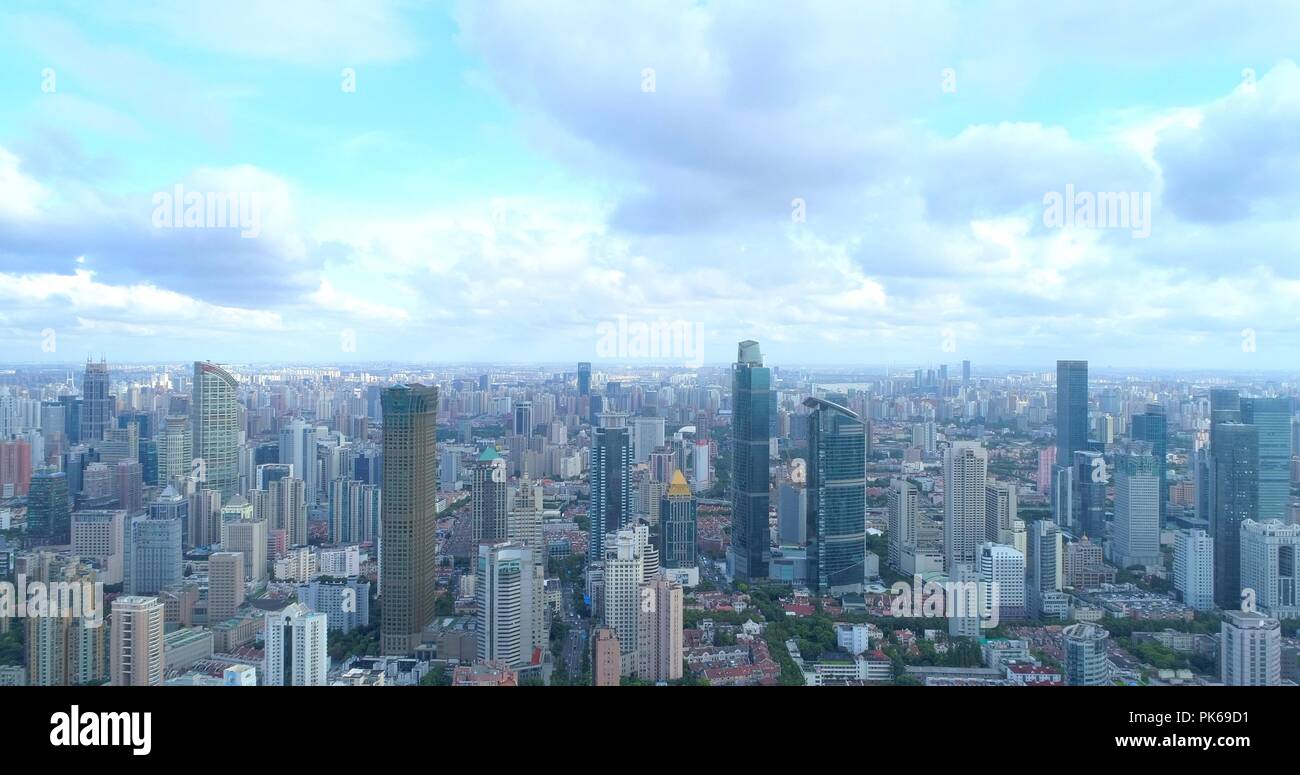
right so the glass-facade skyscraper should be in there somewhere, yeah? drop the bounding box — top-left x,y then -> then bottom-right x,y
804,397 -> 866,595
192,361 -> 240,500
659,470 -> 697,572
1241,397 -> 1290,523
590,420 -> 631,560
1130,405 -> 1168,527
79,359 -> 111,443
28,468 -> 71,544
1055,360 -> 1088,469
1211,422 -> 1259,607
730,340 -> 771,583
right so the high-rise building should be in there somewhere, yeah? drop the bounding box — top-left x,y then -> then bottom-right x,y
778,481 -> 806,546
27,468 -> 71,544
471,448 -> 509,544
1241,397 -> 1290,523
912,421 -> 937,454
379,384 -> 439,656
475,541 -> 547,669
269,476 -> 307,548
156,414 -> 192,489
592,627 -> 620,686
110,596 -> 164,687
1055,360 -> 1088,477
79,359 -> 111,443
1062,622 -> 1109,686
886,478 -> 919,572
730,340 -> 771,582
601,525 -> 655,674
1130,406 -> 1168,526
804,397 -> 866,595
71,509 -> 126,586
1109,441 -> 1162,569
192,362 -> 239,499
1072,450 -> 1106,540
508,474 -> 544,551
943,441 -> 987,573
1220,610 -> 1281,686
1173,528 -> 1214,611
984,480 -> 1017,545
279,419 -> 320,507
660,470 -> 698,586
514,401 -> 533,437
208,552 -> 246,622
590,422 -> 631,561
632,415 -> 666,464
978,542 -> 1026,620
1240,519 -> 1300,619
130,488 -> 184,595
263,602 -> 329,686
577,362 -> 592,397
635,575 -> 683,682
222,515 -> 268,582
1027,519 -> 1067,619
1211,422 -> 1259,607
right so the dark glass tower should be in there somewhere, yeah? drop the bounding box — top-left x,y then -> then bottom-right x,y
80,359 -> 111,443
28,468 -> 71,544
1130,405 -> 1167,526
730,340 -> 771,582
804,397 -> 866,595
1055,360 -> 1088,469
590,419 -> 631,561
577,362 -> 591,396
1240,397 -> 1290,523
1073,450 -> 1106,540
1211,422 -> 1258,607
659,470 -> 697,571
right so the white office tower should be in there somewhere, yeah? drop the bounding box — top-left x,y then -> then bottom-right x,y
886,478 -> 919,572
693,438 -> 710,487
1240,519 -> 1300,619
911,421 -> 936,454
1109,441 -> 1162,569
984,480 -> 1017,545
632,416 -> 666,464
943,442 -> 988,573
1220,610 -> 1281,686
1027,520 -> 1067,619
156,414 -> 192,488
635,575 -> 683,682
978,542 -> 1026,620
508,475 -> 544,550
1172,528 -> 1214,611
475,542 -> 546,669
602,525 -> 656,675
263,603 -> 329,686
110,596 -> 165,687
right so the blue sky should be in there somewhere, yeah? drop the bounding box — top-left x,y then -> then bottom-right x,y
2,1 -> 1299,369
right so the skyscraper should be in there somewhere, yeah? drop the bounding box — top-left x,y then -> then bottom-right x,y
471,448 -> 509,544
1109,441 -> 1162,569
110,596 -> 164,687
635,575 -> 683,682
1172,528 -> 1214,611
1211,422 -> 1258,607
577,362 -> 592,396
192,361 -> 239,499
659,470 -> 698,586
804,397 -> 867,596
79,359 -> 111,443
27,468 -> 71,544
886,478 -> 919,572
156,414 -> 192,489
1241,397 -> 1290,523
1055,360 -> 1088,471
943,441 -> 987,573
1129,405 -> 1167,526
208,552 -> 246,622
1027,520 -> 1066,619
380,384 -> 439,656
984,480 -> 1017,545
130,488 -> 184,595
730,340 -> 771,582
590,420 -> 631,561
1239,519 -> 1300,620
475,541 -> 547,669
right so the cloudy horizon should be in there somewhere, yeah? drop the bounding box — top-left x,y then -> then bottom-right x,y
3,1 -> 1300,370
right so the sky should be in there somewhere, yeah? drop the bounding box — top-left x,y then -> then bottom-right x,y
1,1 -> 1300,369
